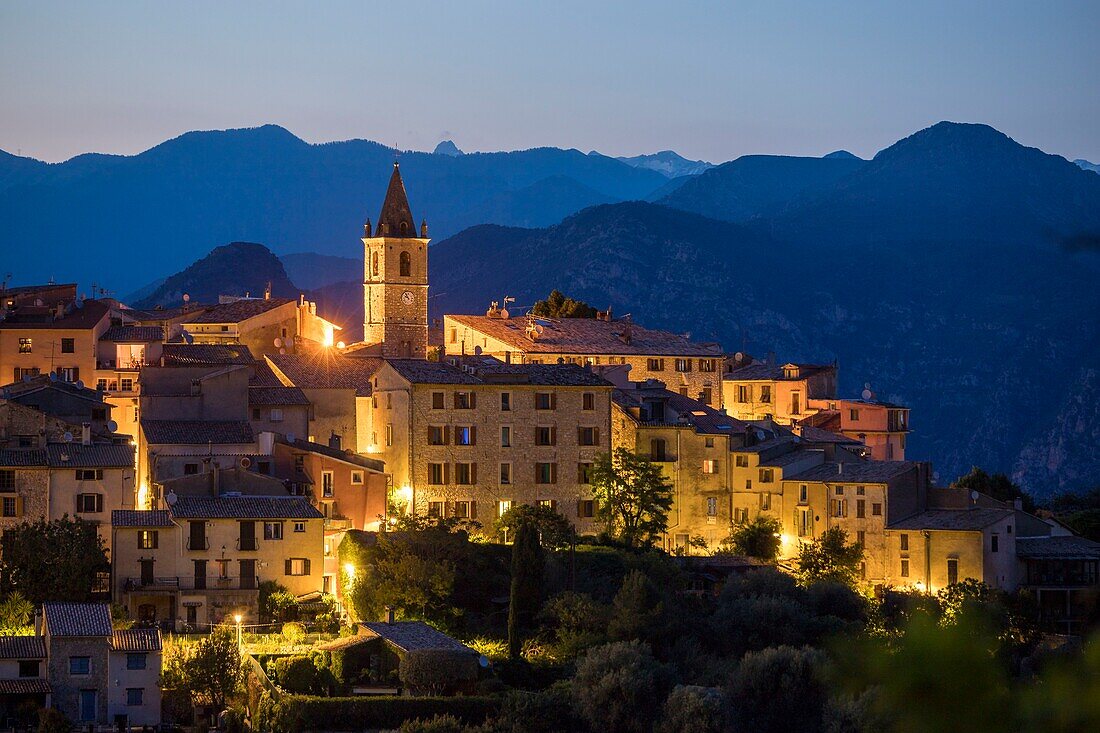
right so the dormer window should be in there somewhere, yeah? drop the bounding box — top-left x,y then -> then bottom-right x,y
783,364 -> 800,379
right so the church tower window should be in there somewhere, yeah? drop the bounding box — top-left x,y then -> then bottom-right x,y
400,251 -> 411,277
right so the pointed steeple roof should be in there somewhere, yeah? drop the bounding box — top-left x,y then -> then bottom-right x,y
376,163 -> 417,237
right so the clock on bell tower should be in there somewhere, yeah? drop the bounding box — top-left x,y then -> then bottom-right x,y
362,163 -> 430,359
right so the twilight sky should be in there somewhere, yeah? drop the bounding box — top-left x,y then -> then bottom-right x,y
1,0 -> 1097,164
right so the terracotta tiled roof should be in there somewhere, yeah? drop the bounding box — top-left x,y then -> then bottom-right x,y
280,437 -> 386,473
1015,536 -> 1100,560
0,636 -> 46,659
888,508 -> 1013,531
389,357 -> 613,387
161,343 -> 256,366
0,449 -> 47,467
100,325 -> 164,342
2,377 -> 106,404
796,425 -> 862,445
250,360 -> 286,387
183,298 -> 293,324
0,679 -> 51,694
249,386 -> 310,406
45,443 -> 134,468
141,419 -> 255,445
787,461 -> 917,483
111,628 -> 162,652
612,386 -> 746,436
43,603 -> 113,637
447,315 -> 723,357
758,447 -> 824,468
0,299 -> 110,330
167,495 -> 323,520
724,362 -> 834,381
111,510 -> 174,528
360,621 -> 474,654
267,353 -> 381,396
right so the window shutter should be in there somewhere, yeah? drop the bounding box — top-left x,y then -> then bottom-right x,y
14,497 -> 23,518
152,530 -> 159,549
550,427 -> 557,446
284,559 -> 292,576
471,463 -> 478,484
594,427 -> 600,445
470,426 -> 477,446
550,499 -> 558,511
72,367 -> 80,381
843,499 -> 849,517
444,425 -> 450,445
576,500 -> 582,517
470,501 -> 478,519
470,392 -> 477,409
96,494 -> 103,513
534,427 -> 541,443
443,463 -> 450,485
303,559 -> 311,575
550,393 -> 557,410
577,427 -> 584,445
550,463 -> 558,484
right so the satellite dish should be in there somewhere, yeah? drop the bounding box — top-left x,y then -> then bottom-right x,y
474,345 -> 483,355
535,325 -> 544,335
49,372 -> 58,382
106,420 -> 118,432
734,352 -> 744,361
279,348 -> 286,355
500,308 -> 509,319
861,389 -> 873,400
239,457 -> 252,469
336,341 -> 345,349
166,490 -> 178,506
182,293 -> 190,303
274,338 -> 283,348
754,429 -> 766,441
864,382 -> 871,390
184,332 -> 194,345
75,380 -> 85,390
970,491 -> 979,500
478,655 -> 490,668
63,431 -> 73,443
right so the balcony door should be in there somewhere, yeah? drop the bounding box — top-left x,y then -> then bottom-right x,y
240,560 -> 257,590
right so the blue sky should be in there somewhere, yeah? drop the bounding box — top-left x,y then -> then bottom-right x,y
1,0 -> 1097,163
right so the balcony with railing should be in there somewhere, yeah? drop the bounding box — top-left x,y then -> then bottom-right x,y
124,575 -> 260,592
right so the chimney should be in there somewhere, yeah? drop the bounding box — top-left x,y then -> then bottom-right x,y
34,613 -> 41,636
81,422 -> 91,445
329,433 -> 342,451
264,282 -> 271,300
383,605 -> 395,624
1013,498 -> 1023,511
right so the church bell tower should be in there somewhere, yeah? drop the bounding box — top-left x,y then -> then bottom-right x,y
362,163 -> 430,359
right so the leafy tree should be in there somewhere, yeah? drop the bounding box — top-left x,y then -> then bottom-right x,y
607,569 -> 665,643
187,626 -> 245,713
797,527 -> 864,587
723,515 -> 782,560
657,685 -> 727,733
727,646 -> 830,733
508,520 -> 545,659
952,466 -> 1035,512
0,592 -> 35,634
399,650 -> 479,696
1046,487 -> 1100,541
0,516 -> 108,603
259,581 -> 298,622
37,708 -> 70,733
539,591 -> 608,658
271,655 -> 326,695
530,289 -> 598,319
342,530 -> 458,626
496,504 -> 573,549
591,448 -> 674,548
488,685 -> 584,733
573,641 -> 673,733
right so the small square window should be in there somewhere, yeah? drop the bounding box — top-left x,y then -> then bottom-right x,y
582,393 -> 595,410
293,522 -> 305,532
351,471 -> 364,484
126,688 -> 144,706
126,653 -> 147,670
431,392 -> 445,409
70,656 -> 91,675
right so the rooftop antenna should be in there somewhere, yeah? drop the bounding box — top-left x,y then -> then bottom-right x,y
501,295 -> 515,320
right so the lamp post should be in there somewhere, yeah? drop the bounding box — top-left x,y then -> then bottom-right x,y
234,613 -> 242,651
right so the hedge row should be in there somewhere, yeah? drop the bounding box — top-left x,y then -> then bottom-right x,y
257,694 -> 501,733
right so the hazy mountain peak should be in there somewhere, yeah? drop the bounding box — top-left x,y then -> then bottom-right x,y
1075,159 -> 1100,174
133,241 -> 298,309
613,150 -> 712,178
824,150 -> 861,160
433,140 -> 464,156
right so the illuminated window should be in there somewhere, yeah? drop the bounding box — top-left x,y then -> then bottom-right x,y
399,251 -> 411,276
18,338 -> 32,354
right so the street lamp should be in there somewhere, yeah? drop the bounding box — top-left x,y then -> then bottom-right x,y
234,613 -> 243,651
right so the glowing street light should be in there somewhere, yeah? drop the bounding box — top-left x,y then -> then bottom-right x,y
234,613 -> 243,650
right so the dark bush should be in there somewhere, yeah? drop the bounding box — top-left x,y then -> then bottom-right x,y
727,646 -> 829,733
573,641 -> 672,733
257,694 -> 500,733
271,656 -> 327,695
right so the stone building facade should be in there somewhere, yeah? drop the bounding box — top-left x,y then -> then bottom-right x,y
369,357 -> 612,533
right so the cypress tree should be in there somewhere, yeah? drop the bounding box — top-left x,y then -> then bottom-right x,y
508,519 -> 545,659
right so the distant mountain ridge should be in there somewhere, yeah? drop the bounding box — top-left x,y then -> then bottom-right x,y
1076,159 -> 1100,174
0,125 -> 668,293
